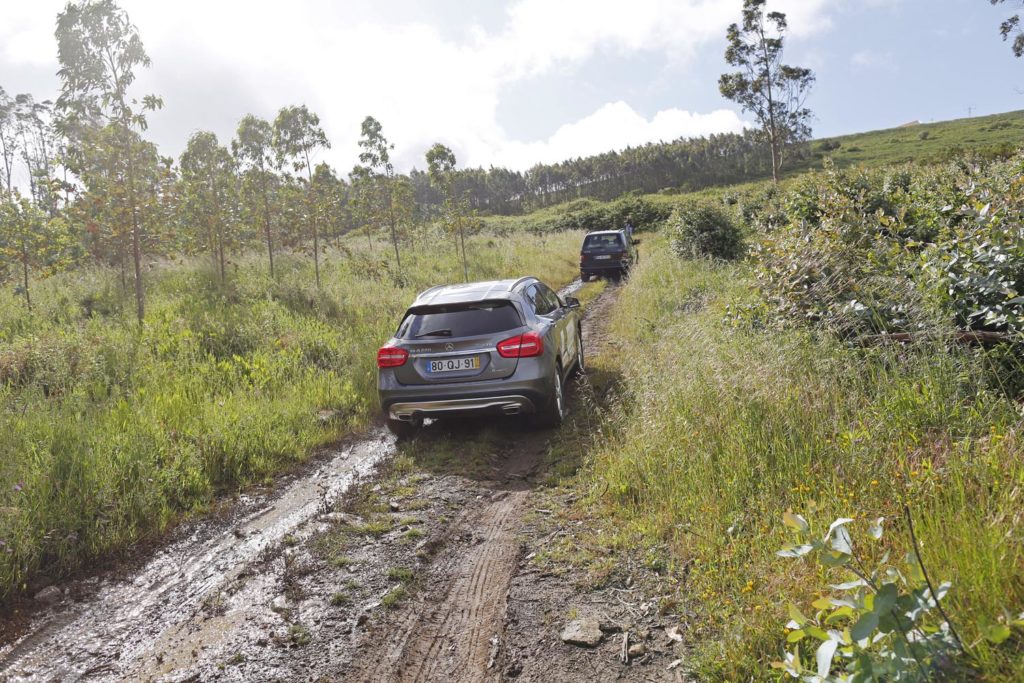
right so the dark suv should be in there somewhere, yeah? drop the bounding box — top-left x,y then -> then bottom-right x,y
377,277 -> 584,437
580,229 -> 636,280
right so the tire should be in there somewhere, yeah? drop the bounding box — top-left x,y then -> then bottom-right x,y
386,416 -> 422,439
533,364 -> 567,429
572,328 -> 585,377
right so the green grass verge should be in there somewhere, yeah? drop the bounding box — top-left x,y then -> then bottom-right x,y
574,239 -> 1024,680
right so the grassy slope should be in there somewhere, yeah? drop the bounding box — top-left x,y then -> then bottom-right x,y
800,109 -> 1024,172
0,230 -> 584,601
483,109 -> 1024,232
567,238 -> 1024,680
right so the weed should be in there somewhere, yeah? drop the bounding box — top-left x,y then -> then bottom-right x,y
381,585 -> 407,609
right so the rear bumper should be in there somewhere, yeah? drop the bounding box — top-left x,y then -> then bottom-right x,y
379,359 -> 554,422
387,394 -> 538,421
582,264 -> 627,275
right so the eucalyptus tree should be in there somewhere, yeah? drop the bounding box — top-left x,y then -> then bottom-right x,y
426,142 -> 468,281
348,164 -> 377,251
55,0 -> 163,321
0,87 -> 16,195
13,95 -> 61,215
0,193 -> 76,312
719,0 -> 814,184
180,131 -> 236,282
357,116 -> 402,268
233,114 -> 278,277
990,0 -> 1024,56
273,105 -> 329,287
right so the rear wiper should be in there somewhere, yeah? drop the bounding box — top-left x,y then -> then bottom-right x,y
414,329 -> 453,338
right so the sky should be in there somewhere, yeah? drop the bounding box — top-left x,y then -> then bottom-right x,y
1,0 -> 1023,179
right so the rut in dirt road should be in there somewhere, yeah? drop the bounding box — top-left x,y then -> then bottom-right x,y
347,282 -> 621,683
362,491 -> 528,683
0,432 -> 393,682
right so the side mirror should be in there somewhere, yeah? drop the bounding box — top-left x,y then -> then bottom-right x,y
632,238 -> 642,246
564,296 -> 581,309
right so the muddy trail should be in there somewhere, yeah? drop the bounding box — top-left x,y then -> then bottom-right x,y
1,280 -> 688,682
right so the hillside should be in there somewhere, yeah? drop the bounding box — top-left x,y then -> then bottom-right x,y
798,109 -> 1024,172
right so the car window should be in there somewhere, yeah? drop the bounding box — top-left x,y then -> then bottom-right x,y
536,283 -> 562,314
398,302 -> 523,339
527,284 -> 556,316
582,233 -> 624,251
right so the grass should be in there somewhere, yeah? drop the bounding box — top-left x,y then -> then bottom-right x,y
0,228 -> 585,602
571,238 -> 1024,680
796,109 -> 1024,172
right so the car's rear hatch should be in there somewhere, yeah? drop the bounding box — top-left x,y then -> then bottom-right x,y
391,300 -> 526,386
581,233 -> 625,265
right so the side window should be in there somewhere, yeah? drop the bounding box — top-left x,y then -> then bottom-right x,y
527,284 -> 556,316
538,284 -> 562,313
525,285 -> 542,315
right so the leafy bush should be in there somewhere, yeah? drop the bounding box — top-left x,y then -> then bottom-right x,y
776,512 -> 963,681
747,156 -> 1024,337
669,200 -> 745,261
608,194 -> 672,231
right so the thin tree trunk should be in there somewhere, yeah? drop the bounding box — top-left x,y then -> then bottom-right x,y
21,239 -> 31,313
758,19 -> 780,184
305,152 -> 321,288
126,140 -> 145,322
260,171 -> 274,279
458,214 -> 468,283
212,178 -> 225,283
388,176 -> 401,269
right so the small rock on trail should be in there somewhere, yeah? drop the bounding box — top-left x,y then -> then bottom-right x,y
33,586 -> 62,606
560,618 -> 604,648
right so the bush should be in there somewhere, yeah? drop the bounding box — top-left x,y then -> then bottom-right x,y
608,194 -> 672,231
669,201 -> 745,261
746,157 -> 1024,337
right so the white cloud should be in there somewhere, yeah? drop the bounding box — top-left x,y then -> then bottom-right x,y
851,49 -> 895,71
493,102 -> 748,169
0,0 -> 835,172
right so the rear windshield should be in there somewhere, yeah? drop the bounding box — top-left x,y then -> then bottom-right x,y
583,233 -> 624,251
398,301 -> 523,339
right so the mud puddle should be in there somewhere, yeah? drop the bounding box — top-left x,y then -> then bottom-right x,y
0,431 -> 394,682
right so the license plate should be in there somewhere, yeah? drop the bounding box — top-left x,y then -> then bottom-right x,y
426,357 -> 481,373
595,255 -> 612,260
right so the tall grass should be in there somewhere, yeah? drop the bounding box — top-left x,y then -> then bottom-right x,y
584,241 -> 1024,680
0,229 -> 584,601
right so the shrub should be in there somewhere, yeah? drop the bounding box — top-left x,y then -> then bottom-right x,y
669,201 -> 744,261
608,194 -> 672,231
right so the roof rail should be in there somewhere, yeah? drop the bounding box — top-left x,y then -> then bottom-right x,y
509,276 -> 535,292
415,284 -> 448,302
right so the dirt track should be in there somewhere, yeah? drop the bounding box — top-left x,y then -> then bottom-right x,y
1,281 -> 689,682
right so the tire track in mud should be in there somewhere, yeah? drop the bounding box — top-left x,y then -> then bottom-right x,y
0,431 -> 394,682
364,491 -> 527,683
348,281 -> 620,683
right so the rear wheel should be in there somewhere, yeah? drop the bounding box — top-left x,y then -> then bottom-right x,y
533,364 -> 567,429
387,416 -> 422,439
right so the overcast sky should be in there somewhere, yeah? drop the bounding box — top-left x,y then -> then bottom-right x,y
1,0 -> 1022,178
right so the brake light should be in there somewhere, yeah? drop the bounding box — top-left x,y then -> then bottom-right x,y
377,346 -> 408,368
497,332 -> 544,358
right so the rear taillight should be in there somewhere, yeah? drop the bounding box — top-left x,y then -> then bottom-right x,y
377,346 -> 408,368
497,332 -> 544,358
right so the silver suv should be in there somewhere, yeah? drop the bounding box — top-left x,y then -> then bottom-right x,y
377,277 -> 584,437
